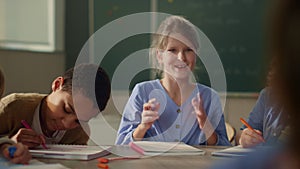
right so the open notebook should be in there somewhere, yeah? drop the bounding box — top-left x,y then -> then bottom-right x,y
29,144 -> 111,160
211,145 -> 255,157
129,141 -> 205,156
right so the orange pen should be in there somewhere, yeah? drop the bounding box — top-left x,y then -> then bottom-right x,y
240,118 -> 265,142
97,163 -> 109,169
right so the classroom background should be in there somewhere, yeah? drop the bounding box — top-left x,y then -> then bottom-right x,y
0,0 -> 271,145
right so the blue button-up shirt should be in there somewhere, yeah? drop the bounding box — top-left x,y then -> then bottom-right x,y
115,79 -> 230,146
241,88 -> 286,144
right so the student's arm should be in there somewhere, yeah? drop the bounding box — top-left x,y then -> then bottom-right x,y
0,94 -> 46,148
0,100 -> 11,137
239,128 -> 264,148
192,94 -> 217,145
10,128 -> 44,148
207,94 -> 231,146
192,90 -> 231,146
133,98 -> 159,141
239,89 -> 266,147
116,84 -> 155,145
242,89 -> 266,131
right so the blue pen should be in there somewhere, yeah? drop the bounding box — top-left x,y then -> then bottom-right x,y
8,146 -> 17,158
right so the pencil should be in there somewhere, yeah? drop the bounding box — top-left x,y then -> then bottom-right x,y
21,120 -> 48,149
240,118 -> 265,142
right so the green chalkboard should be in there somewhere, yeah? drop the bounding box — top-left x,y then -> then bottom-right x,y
93,0 -> 151,90
93,0 -> 268,92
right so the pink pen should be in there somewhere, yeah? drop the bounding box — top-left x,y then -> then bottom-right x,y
21,120 -> 48,149
129,142 -> 145,155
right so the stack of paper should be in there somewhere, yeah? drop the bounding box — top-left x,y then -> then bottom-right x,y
29,144 -> 111,160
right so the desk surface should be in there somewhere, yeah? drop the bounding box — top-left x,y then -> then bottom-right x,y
38,146 -> 228,169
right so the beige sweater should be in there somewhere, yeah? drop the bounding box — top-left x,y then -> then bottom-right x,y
0,137 -> 14,146
0,93 -> 89,145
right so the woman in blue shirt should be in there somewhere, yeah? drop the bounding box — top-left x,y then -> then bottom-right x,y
116,16 -> 230,146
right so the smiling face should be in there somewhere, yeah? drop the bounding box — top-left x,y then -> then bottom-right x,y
157,34 -> 197,81
43,77 -> 99,132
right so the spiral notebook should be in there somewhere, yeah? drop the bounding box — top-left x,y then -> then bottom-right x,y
29,144 -> 111,160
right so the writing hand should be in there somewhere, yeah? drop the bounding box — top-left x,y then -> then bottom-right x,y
11,128 -> 45,148
239,128 -> 264,148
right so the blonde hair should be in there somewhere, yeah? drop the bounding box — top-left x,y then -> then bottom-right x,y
149,15 -> 200,78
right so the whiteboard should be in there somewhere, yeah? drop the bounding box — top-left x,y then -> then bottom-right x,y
0,0 -> 64,52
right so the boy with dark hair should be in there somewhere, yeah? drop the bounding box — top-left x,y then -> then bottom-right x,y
0,64 -> 111,148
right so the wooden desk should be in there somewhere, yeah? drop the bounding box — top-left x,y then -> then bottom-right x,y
38,146 -> 228,169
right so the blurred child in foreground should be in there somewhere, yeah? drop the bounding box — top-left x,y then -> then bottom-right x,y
213,0 -> 300,168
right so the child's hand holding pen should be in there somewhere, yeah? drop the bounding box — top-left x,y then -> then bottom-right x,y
239,118 -> 265,148
10,120 -> 48,149
1,143 -> 31,164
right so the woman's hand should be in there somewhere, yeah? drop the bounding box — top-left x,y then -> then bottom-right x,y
133,98 -> 160,141
192,93 -> 217,145
192,93 -> 207,128
140,98 -> 160,130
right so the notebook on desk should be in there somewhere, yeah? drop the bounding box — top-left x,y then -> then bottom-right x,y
129,141 -> 205,156
211,145 -> 255,157
0,157 -> 70,169
29,144 -> 111,160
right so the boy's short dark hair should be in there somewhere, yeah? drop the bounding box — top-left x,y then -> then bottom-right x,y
61,64 -> 111,112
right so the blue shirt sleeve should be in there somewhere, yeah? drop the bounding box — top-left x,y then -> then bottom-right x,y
115,84 -> 144,145
241,89 -> 267,132
209,93 -> 231,146
196,87 -> 230,146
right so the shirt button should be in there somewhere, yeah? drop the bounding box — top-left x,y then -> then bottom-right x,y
177,109 -> 181,113
176,124 -> 180,129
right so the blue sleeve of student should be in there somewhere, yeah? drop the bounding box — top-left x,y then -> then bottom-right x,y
206,91 -> 231,146
241,89 -> 267,131
115,84 -> 145,145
